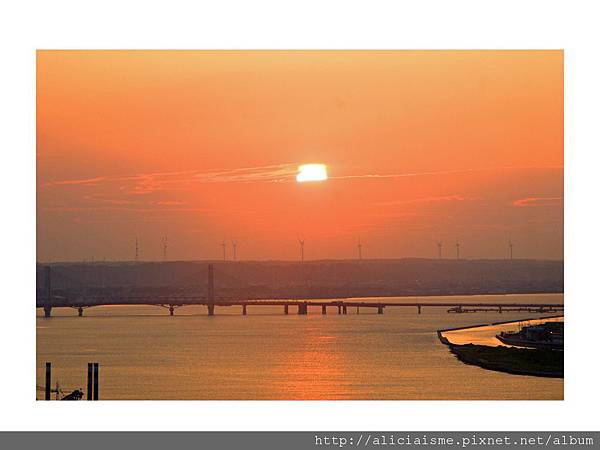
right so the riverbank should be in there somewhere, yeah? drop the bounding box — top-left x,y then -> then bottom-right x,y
437,318 -> 564,378
446,343 -> 563,378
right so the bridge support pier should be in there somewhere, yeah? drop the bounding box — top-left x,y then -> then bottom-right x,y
169,305 -> 174,316
284,305 -> 289,315
498,306 -> 502,314
207,263 -> 215,316
337,305 -> 342,315
298,303 -> 308,315
78,307 -> 84,317
322,305 -> 327,315
377,306 -> 384,314
342,305 -> 347,314
356,307 -> 360,314
242,305 -> 247,316
44,266 -> 52,318
417,305 -> 421,315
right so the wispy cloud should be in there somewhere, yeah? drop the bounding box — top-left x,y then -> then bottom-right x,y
44,205 -> 212,213
192,163 -> 298,183
378,195 -> 471,206
151,200 -> 187,206
41,163 -> 301,194
330,165 -> 562,181
42,176 -> 108,187
512,196 -> 563,207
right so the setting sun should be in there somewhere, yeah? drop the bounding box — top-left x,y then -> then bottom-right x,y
296,164 -> 328,183
36,50 -> 563,261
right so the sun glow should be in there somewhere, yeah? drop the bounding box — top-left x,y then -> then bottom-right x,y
296,164 -> 328,183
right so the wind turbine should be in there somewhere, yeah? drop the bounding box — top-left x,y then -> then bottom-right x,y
297,236 -> 305,263
232,240 -> 237,261
437,241 -> 443,259
508,235 -> 514,260
455,240 -> 460,260
221,240 -> 227,261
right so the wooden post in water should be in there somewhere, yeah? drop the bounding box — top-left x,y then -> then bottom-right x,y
45,362 -> 51,401
93,363 -> 99,400
87,363 -> 93,400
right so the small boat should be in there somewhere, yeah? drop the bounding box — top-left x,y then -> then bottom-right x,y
496,321 -> 563,350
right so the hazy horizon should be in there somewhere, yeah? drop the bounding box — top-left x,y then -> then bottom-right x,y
36,255 -> 565,264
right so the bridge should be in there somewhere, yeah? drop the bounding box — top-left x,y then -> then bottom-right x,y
37,264 -> 564,318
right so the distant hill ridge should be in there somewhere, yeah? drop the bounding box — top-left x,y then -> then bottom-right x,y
36,259 -> 563,299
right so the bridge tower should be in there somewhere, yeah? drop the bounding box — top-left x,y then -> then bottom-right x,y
43,266 -> 52,318
207,264 -> 215,316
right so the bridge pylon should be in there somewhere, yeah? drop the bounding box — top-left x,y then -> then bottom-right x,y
207,264 -> 215,316
43,266 -> 52,318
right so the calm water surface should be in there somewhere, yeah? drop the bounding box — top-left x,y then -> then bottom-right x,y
36,293 -> 563,400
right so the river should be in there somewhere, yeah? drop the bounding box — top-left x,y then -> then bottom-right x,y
36,293 -> 563,400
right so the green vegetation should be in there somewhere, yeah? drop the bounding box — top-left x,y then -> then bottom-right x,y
449,344 -> 563,378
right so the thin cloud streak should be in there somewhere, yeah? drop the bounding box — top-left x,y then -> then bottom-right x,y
44,206 -> 213,213
330,165 -> 563,181
41,163 -> 301,192
42,176 -> 108,187
377,195 -> 471,206
513,196 -> 564,207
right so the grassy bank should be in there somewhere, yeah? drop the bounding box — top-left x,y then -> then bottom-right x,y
448,344 -> 563,378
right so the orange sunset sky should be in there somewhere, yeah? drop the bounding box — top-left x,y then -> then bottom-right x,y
37,50 -> 563,262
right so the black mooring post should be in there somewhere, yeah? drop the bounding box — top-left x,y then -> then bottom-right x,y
87,363 -> 93,400
93,363 -> 99,400
45,362 -> 51,401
